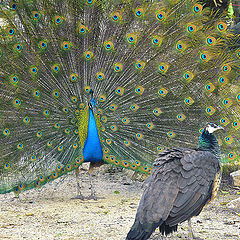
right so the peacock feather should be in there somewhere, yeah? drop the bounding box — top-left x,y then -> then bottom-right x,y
0,0 -> 239,194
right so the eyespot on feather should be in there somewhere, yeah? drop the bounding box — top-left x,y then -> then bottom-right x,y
54,16 -> 63,25
222,98 -> 232,108
33,11 -> 41,20
232,121 -> 240,129
193,4 -> 203,13
183,71 -> 194,82
52,64 -> 61,73
104,41 -> 114,52
176,41 -> 186,52
84,51 -> 93,60
116,87 -> 124,96
205,106 -> 215,116
205,83 -> 215,93
136,133 -> 143,140
187,24 -> 197,34
135,86 -> 144,95
135,61 -> 145,71
206,36 -> 216,46
158,88 -> 168,97
217,22 -> 227,32
130,104 -> 139,112
96,72 -> 105,81
153,108 -> 162,116
99,95 -> 106,102
114,63 -> 123,72
124,140 -> 131,147
61,41 -> 71,51
176,113 -> 186,121
111,12 -> 121,23
14,43 -> 23,53
167,131 -> 175,138
156,11 -> 166,21
10,74 -> 19,86
218,76 -> 228,86
221,64 -> 231,74
134,7 -> 144,18
152,36 -> 162,47
10,2 -> 18,11
158,63 -> 169,74
78,24 -> 88,35
6,27 -> 16,37
219,117 -> 230,126
126,33 -> 137,45
122,117 -> 130,125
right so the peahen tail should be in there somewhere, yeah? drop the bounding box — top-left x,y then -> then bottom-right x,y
0,0 -> 239,194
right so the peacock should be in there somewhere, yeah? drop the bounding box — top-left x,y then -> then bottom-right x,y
0,0 -> 239,199
126,122 -> 224,240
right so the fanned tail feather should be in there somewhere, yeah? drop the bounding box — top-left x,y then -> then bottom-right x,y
0,0 -> 239,194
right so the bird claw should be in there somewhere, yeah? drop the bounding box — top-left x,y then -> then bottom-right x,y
71,194 -> 85,200
87,193 -> 98,201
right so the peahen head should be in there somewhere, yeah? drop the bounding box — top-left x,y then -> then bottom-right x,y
198,122 -> 224,160
204,122 -> 224,134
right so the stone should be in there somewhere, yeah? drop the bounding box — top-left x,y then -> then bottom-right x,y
227,197 -> 240,209
230,170 -> 240,186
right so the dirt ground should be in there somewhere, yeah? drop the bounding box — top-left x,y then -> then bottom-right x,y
0,166 -> 240,240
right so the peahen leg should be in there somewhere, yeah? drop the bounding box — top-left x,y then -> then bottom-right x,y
71,168 -> 85,200
188,219 -> 203,240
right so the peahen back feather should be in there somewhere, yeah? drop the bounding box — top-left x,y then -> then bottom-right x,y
0,0 -> 239,194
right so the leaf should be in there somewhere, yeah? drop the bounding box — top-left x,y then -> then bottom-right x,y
25,213 -> 34,216
220,202 -> 229,205
221,190 -> 229,194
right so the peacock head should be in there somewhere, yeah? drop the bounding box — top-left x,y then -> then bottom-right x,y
88,89 -> 97,113
204,122 -> 224,134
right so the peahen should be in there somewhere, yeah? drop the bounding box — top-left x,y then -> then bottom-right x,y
126,122 -> 224,240
0,0 -> 239,198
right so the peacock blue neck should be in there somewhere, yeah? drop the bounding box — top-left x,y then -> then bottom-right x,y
83,108 -> 103,162
198,129 -> 221,161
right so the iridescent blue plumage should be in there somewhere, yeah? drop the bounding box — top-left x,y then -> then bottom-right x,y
83,107 -> 103,163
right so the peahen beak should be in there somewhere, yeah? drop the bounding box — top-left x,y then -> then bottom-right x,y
217,126 -> 224,131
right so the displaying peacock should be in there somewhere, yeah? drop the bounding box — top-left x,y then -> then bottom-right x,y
126,122 -> 224,240
0,0 -> 239,197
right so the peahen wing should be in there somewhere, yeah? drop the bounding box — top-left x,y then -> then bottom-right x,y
0,0 -> 239,194
126,148 -> 220,239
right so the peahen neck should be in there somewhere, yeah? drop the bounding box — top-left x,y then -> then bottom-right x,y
198,130 -> 221,162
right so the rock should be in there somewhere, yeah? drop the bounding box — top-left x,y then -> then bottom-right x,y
230,170 -> 240,186
227,197 -> 240,209
80,162 -> 91,171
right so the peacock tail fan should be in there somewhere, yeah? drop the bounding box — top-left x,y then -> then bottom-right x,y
0,0 -> 239,194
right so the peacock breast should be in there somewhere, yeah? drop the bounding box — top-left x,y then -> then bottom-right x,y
82,109 -> 103,162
